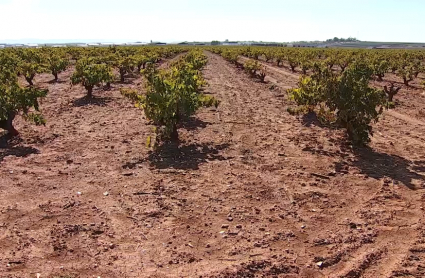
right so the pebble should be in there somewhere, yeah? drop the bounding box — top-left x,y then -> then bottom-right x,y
236,224 -> 242,229
221,224 -> 229,229
103,192 -> 109,196
316,261 -> 324,268
227,217 -> 233,222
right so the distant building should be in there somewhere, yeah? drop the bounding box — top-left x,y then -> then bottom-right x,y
128,42 -> 148,46
222,41 -> 239,46
99,42 -> 115,46
24,43 -> 39,48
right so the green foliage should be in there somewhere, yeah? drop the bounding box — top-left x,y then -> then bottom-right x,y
67,47 -> 83,62
115,53 -> 136,83
135,54 -> 149,71
71,58 -> 114,97
396,65 -> 415,86
44,50 -> 69,81
289,62 -> 386,145
370,57 -> 389,81
263,50 -> 275,62
221,50 -> 240,66
288,63 -> 330,111
0,50 -> 47,135
243,60 -> 267,82
383,83 -> 401,103
122,50 -> 219,147
287,54 -> 298,73
0,80 -> 47,135
0,50 -> 19,85
18,49 -> 46,86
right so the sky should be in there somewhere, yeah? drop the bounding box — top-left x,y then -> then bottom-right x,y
0,0 -> 423,43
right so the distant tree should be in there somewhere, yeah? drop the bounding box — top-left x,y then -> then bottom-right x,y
211,40 -> 221,45
326,37 -> 359,43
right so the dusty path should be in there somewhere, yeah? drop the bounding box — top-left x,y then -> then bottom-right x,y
0,52 -> 424,278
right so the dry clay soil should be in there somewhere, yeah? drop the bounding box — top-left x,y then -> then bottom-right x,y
1,52 -> 425,278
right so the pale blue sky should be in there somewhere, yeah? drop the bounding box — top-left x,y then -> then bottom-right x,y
0,0 -> 423,43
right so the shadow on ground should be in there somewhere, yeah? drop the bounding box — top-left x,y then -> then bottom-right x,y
139,142 -> 229,170
300,130 -> 424,189
349,148 -> 424,190
179,117 -> 211,131
47,79 -> 68,84
0,134 -> 39,163
301,111 -> 327,128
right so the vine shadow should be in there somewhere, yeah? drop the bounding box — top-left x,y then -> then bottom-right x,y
179,117 -> 211,131
350,147 -> 424,190
300,131 -> 424,190
301,111 -> 326,128
47,79 -> 68,84
147,142 -> 229,170
0,134 -> 39,163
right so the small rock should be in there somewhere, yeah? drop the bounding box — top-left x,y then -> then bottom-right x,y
316,261 -> 324,268
236,224 -> 242,229
221,224 -> 229,229
103,192 -> 109,196
77,192 -> 82,196
37,274 -> 41,278
301,225 -> 306,229
206,244 -> 211,248
227,217 -> 233,222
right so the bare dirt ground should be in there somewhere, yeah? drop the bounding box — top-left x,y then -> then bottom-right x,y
1,52 -> 425,278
